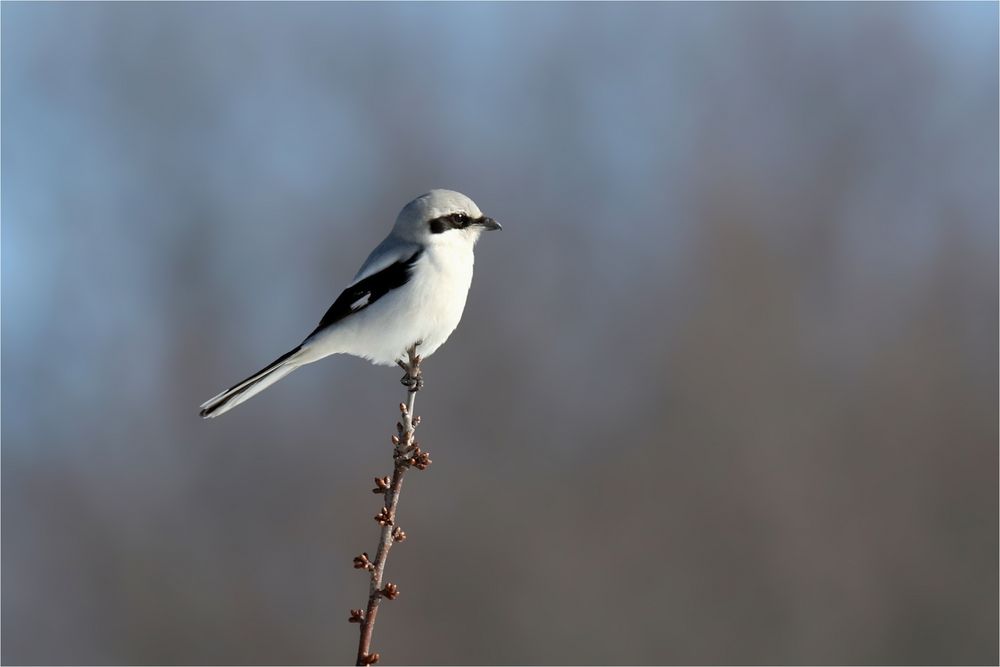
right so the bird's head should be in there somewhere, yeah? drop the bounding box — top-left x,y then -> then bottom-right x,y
393,189 -> 501,245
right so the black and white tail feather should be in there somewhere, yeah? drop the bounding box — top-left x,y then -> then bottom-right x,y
199,189 -> 500,419
199,346 -> 305,418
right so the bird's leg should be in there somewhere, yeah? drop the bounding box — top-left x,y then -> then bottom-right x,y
397,362 -> 416,390
397,346 -> 423,391
398,365 -> 423,391
406,367 -> 423,392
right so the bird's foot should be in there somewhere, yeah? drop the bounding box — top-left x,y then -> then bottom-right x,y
397,346 -> 423,391
399,370 -> 423,392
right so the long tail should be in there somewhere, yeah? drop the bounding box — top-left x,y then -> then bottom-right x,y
199,346 -> 306,419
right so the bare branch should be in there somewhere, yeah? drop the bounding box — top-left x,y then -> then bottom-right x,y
353,345 -> 430,666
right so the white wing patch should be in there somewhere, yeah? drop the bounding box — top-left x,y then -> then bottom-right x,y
351,293 -> 371,311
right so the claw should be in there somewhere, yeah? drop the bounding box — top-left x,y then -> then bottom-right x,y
400,372 -> 423,391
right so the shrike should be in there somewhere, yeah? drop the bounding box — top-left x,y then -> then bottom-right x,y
199,189 -> 501,418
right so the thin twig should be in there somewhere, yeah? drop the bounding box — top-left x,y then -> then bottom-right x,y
352,345 -> 430,666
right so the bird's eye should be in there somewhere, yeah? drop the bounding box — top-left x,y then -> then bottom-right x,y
453,213 -> 469,227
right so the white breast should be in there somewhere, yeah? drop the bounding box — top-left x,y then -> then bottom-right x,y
406,242 -> 475,356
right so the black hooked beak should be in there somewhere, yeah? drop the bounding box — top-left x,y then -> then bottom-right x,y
476,216 -> 502,231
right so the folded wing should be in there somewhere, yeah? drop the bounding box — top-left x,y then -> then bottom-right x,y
309,248 -> 423,335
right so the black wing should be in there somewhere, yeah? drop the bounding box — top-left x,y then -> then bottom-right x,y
309,249 -> 423,336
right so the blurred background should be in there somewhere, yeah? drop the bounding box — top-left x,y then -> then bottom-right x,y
2,2 -> 997,665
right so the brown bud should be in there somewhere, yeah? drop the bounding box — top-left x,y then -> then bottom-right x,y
391,434 -> 400,445
392,526 -> 407,543
353,553 -> 373,570
382,582 -> 400,600
413,451 -> 432,470
360,652 -> 380,665
374,507 -> 393,526
399,402 -> 408,414
349,608 -> 365,624
372,476 -> 391,493
412,415 -> 422,427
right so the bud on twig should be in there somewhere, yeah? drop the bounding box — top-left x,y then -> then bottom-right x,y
412,450 -> 432,470
354,345 -> 427,666
382,583 -> 400,600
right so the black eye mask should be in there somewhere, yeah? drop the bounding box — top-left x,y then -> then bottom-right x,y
428,212 -> 471,234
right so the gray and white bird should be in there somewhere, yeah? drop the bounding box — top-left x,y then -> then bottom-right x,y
199,189 -> 501,418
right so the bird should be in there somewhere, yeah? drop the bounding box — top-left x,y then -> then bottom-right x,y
199,189 -> 501,419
